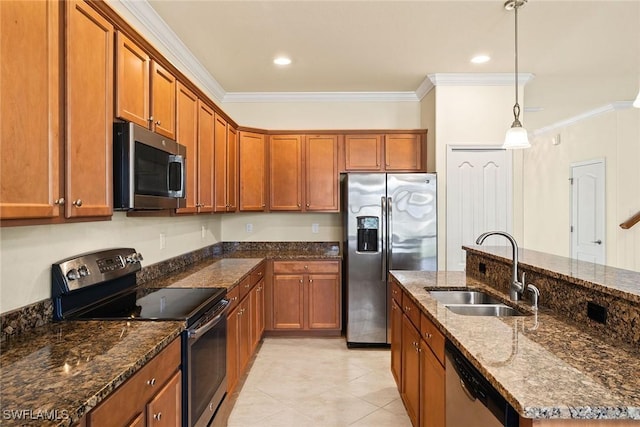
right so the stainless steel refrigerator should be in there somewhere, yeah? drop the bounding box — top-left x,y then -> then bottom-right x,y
343,173 -> 437,346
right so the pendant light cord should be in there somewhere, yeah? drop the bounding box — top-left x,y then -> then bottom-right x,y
513,3 -> 520,122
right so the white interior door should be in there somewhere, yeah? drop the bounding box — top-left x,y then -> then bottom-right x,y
571,159 -> 605,264
446,146 -> 512,271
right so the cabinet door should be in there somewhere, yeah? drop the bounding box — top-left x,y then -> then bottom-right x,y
250,279 -> 265,352
214,114 -> 228,212
146,371 -> 181,427
0,0 -> 61,219
150,61 -> 176,139
273,274 -> 304,329
115,31 -> 149,128
175,82 -> 199,214
65,0 -> 113,218
226,126 -> 238,211
390,298 -> 402,387
197,101 -> 215,213
238,131 -> 266,211
227,304 -> 239,393
305,135 -> 339,211
344,134 -> 383,171
126,412 -> 145,427
420,340 -> 445,427
269,135 -> 303,211
238,297 -> 252,373
384,134 -> 422,171
402,314 -> 420,427
307,274 -> 340,329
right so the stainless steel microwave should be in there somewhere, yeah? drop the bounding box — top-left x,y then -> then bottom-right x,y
113,122 -> 186,210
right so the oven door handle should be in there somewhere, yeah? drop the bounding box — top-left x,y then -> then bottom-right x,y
188,308 -> 227,340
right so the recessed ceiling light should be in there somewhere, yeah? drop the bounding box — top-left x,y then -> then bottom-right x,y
471,55 -> 491,64
273,56 -> 292,66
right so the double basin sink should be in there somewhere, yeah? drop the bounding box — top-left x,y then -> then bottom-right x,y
426,290 -> 529,317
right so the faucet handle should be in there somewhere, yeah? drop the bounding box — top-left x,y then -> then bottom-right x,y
526,283 -> 540,311
520,271 -> 526,287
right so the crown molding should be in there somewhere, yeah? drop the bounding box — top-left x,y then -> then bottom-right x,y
428,73 -> 535,86
532,101 -> 634,136
415,76 -> 435,101
223,91 -> 420,103
115,0 -> 227,103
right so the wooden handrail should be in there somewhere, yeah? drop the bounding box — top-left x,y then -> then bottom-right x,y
620,211 -> 640,229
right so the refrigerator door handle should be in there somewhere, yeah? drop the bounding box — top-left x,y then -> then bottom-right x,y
381,196 -> 386,281
387,197 -> 393,270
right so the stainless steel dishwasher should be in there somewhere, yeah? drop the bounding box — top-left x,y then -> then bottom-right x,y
445,341 -> 519,427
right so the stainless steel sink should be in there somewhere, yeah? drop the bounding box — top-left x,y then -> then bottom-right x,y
445,304 -> 529,317
425,289 -> 530,316
427,290 -> 502,305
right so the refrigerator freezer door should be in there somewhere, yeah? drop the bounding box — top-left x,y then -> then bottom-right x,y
345,174 -> 387,345
387,174 -> 437,271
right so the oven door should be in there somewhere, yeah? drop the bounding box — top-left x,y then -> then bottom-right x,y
184,300 -> 228,427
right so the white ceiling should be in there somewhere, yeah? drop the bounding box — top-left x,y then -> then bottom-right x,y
141,0 -> 640,128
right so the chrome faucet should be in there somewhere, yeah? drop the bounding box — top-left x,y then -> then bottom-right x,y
475,231 -> 524,301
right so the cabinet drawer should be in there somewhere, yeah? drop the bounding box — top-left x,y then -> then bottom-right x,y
88,338 -> 180,426
390,280 -> 402,303
421,312 -> 445,366
273,260 -> 339,274
227,286 -> 240,311
401,293 -> 420,329
238,275 -> 253,301
251,262 -> 265,286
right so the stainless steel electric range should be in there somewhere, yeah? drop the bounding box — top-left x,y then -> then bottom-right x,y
52,248 -> 228,427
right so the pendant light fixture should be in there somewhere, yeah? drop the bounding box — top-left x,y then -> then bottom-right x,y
503,0 -> 530,149
634,87 -> 640,108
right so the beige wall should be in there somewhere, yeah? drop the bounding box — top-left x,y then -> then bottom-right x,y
222,101 -> 421,130
432,85 -> 523,270
420,90 -> 436,173
524,107 -> 640,270
221,212 -> 342,242
0,214 -> 222,313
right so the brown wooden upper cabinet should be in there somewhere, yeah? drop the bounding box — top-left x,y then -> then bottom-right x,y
344,133 -> 425,172
65,0 -> 114,218
175,82 -> 198,214
116,31 -> 176,139
196,101 -> 215,213
269,134 -> 339,212
214,114 -> 238,212
238,131 -> 267,212
1,0 -> 62,220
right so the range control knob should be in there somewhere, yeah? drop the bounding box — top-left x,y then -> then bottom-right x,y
78,265 -> 90,277
126,252 -> 144,264
66,269 -> 80,281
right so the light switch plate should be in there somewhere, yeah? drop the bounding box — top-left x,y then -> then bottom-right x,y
246,223 -> 253,233
312,223 -> 319,233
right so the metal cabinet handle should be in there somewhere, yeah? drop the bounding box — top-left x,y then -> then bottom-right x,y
153,412 -> 162,421
155,121 -> 161,125
148,116 -> 154,122
147,378 -> 156,386
306,203 -> 310,207
424,332 -> 432,339
72,199 -> 83,207
54,198 -> 65,205
309,279 -> 313,283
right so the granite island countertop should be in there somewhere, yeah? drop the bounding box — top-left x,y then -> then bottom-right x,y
390,270 -> 640,421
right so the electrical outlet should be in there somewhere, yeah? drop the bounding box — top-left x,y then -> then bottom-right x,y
201,226 -> 206,239
311,223 -> 319,233
159,233 -> 166,249
246,223 -> 253,233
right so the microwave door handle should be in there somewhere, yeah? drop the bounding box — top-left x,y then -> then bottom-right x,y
167,154 -> 185,197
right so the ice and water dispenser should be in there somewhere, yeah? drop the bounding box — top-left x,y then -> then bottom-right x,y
357,216 -> 379,252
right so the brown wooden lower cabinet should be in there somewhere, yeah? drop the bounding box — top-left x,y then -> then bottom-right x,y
390,297 -> 402,387
420,339 -> 445,427
401,313 -> 421,426
271,260 -> 341,333
87,338 -> 181,427
226,262 -> 266,394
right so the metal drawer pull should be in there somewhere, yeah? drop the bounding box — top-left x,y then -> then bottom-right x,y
147,378 -> 156,386
153,412 -> 162,420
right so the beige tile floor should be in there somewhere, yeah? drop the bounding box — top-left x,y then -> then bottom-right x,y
227,337 -> 412,427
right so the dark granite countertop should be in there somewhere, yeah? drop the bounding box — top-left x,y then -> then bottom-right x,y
390,270 -> 640,420
0,320 -> 183,427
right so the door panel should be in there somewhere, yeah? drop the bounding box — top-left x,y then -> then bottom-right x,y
446,147 -> 512,271
571,160 -> 605,264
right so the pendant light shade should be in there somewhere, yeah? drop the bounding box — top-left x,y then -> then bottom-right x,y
502,0 -> 530,150
633,88 -> 640,108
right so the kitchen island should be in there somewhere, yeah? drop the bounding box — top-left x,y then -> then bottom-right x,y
390,246 -> 640,424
